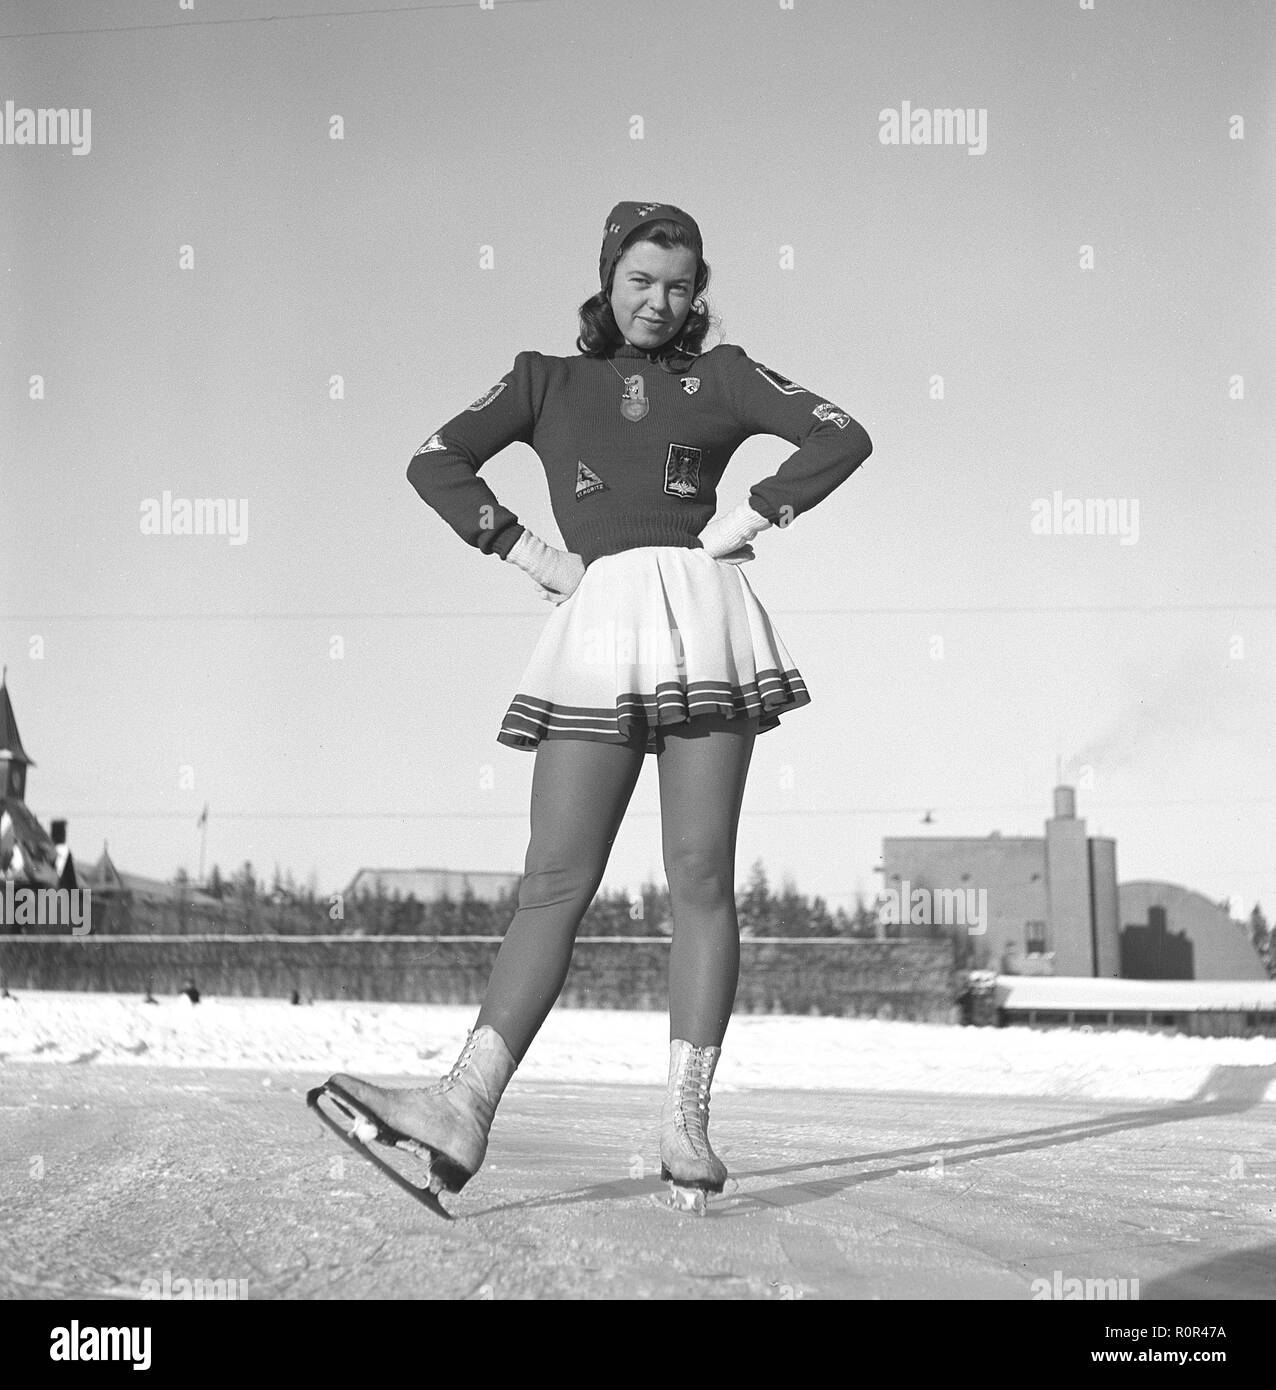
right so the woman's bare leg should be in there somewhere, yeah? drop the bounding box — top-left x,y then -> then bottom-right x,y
475,727 -> 646,1062
655,713 -> 758,1047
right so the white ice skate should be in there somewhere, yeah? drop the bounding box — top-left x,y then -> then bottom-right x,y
308,1024 -> 517,1217
657,1038 -> 728,1215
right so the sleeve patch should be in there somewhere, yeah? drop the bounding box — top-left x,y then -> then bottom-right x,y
467,382 -> 508,411
413,433 -> 448,457
754,364 -> 806,395
812,402 -> 852,429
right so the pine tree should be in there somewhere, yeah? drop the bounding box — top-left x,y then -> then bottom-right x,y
1250,904 -> 1272,978
235,861 -> 257,902
737,859 -> 772,938
772,875 -> 805,937
806,893 -> 837,938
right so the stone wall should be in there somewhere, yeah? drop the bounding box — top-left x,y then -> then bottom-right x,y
0,935 -> 959,1022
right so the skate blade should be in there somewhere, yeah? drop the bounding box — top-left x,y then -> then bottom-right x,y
650,1182 -> 711,1216
307,1082 -> 455,1220
315,1080 -> 469,1185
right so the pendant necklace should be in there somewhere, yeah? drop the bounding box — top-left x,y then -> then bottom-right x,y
607,354 -> 649,422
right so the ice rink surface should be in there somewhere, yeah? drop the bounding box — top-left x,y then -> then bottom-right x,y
2,1062 -> 1273,1301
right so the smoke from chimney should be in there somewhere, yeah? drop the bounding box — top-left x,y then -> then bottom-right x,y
1063,646 -> 1258,779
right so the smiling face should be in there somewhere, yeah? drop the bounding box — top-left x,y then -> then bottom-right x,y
608,239 -> 699,351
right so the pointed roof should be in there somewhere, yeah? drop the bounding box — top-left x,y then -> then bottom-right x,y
92,842 -> 125,890
0,669 -> 34,767
0,796 -> 59,886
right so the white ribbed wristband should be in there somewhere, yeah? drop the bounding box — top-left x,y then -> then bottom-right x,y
505,530 -> 584,595
697,503 -> 773,559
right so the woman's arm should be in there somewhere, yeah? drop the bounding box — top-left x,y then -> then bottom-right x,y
719,346 -> 873,529
405,351 -> 545,558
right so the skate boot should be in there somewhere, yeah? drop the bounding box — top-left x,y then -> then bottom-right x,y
309,1025 -> 517,1212
658,1038 -> 728,1215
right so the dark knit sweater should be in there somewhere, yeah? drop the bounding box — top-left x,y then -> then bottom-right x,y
406,342 -> 872,568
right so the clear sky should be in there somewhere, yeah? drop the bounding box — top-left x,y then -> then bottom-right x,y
2,0 -> 1273,920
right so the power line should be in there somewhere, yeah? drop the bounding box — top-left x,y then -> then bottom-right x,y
3,601 -> 1274,621
0,0 -> 558,42
52,796 -> 1276,820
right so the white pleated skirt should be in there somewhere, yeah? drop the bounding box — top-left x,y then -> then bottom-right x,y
497,545 -> 811,754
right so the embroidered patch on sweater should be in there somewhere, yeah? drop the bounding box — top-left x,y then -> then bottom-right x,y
467,382 -> 507,411
812,402 -> 852,429
664,444 -> 702,499
575,459 -> 608,499
754,364 -> 805,395
413,433 -> 447,457
681,377 -> 701,395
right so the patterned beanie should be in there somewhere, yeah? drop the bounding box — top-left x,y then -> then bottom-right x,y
599,201 -> 703,290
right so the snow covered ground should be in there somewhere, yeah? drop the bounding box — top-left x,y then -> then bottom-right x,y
998,975 -> 1276,1010
3,990 -> 1276,1103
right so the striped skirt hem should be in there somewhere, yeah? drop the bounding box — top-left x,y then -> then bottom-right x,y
497,670 -> 810,751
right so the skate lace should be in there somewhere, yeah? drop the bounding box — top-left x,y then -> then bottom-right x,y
438,1031 -> 479,1091
675,1055 -> 713,1154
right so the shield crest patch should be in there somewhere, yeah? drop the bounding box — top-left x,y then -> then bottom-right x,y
664,444 -> 702,499
812,401 -> 852,429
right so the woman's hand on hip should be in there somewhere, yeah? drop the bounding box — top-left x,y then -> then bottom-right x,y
713,543 -> 755,566
504,531 -> 586,603
696,502 -> 772,560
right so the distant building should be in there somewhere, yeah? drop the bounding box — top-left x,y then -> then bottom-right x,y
0,671 -> 75,892
882,784 -> 1265,982
997,974 -> 1276,1037
1119,882 -> 1262,981
1,673 -> 215,923
79,843 -> 220,908
345,867 -> 521,903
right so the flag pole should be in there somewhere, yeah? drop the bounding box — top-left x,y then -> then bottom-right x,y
198,804 -> 208,885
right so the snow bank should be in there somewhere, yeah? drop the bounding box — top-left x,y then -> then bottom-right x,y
998,976 -> 1276,1011
3,991 -> 1275,1103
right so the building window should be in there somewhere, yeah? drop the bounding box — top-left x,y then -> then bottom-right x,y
1025,920 -> 1046,953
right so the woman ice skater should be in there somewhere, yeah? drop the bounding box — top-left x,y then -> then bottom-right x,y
313,200 -> 872,1214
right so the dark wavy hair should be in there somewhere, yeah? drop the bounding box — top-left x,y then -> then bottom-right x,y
576,218 -> 713,363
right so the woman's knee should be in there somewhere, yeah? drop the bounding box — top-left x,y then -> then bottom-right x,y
516,858 -> 603,914
663,841 -> 735,908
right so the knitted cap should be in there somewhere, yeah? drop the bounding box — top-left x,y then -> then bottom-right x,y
599,201 -> 703,290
